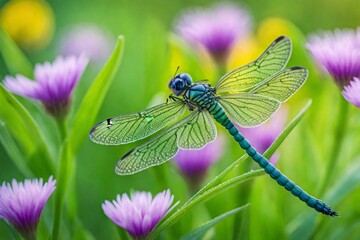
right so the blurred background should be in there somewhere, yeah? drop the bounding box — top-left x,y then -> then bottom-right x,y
0,0 -> 360,239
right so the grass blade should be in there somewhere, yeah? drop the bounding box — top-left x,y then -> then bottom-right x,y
0,84 -> 54,177
180,204 -> 250,240
68,35 -> 124,154
149,100 -> 312,239
51,36 -> 124,240
0,28 -> 33,78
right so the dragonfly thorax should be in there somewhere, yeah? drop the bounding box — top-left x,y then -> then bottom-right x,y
185,83 -> 216,109
168,73 -> 192,96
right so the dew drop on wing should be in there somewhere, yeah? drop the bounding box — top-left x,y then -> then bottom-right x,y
145,115 -> 154,123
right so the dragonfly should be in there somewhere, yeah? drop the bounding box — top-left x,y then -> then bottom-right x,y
90,36 -> 338,216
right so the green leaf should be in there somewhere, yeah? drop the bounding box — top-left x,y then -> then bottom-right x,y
149,169 -> 264,240
149,100 -> 312,239
117,227 -> 132,240
325,158 -> 360,205
0,121 -> 32,176
288,158 -> 360,239
72,225 -> 96,240
0,84 -> 54,177
68,35 -> 124,154
51,36 -> 125,240
0,28 -> 33,78
180,204 -> 250,240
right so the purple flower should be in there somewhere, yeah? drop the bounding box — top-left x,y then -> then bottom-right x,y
102,189 -> 174,239
0,176 -> 56,240
59,24 -> 113,64
4,55 -> 88,119
173,135 -> 225,186
175,3 -> 252,64
342,77 -> 360,108
306,28 -> 360,88
238,108 -> 287,165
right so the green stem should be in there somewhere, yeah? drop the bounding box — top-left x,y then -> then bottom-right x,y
216,62 -> 227,80
52,118 -> 72,240
309,96 -> 350,239
56,118 -> 67,143
25,231 -> 37,240
117,227 -> 131,240
232,181 -> 252,239
231,153 -> 253,239
67,159 -> 78,233
148,169 -> 264,239
319,95 -> 349,195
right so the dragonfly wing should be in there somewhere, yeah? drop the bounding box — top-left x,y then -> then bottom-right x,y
218,94 -> 280,127
89,101 -> 186,145
177,110 -> 216,149
215,36 -> 291,94
249,66 -> 308,102
115,110 -> 216,175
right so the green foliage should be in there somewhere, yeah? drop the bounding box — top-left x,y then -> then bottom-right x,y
68,36 -> 124,155
180,204 -> 250,240
0,28 -> 33,78
0,84 -> 54,177
288,159 -> 360,239
149,100 -> 312,239
0,1 -> 360,239
52,36 -> 124,240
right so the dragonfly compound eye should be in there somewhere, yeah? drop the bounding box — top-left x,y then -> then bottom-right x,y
179,73 -> 192,85
170,78 -> 185,95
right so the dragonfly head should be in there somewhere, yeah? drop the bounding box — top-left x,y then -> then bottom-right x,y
168,73 -> 192,96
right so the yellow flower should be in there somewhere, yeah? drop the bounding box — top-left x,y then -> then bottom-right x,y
227,36 -> 262,71
0,0 -> 54,50
228,18 -> 306,72
257,18 -> 292,45
167,34 -> 216,86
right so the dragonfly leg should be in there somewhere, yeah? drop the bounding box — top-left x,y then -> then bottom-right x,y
168,95 -> 184,102
168,94 -> 196,111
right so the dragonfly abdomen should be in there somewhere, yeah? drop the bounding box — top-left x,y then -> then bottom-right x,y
208,102 -> 338,216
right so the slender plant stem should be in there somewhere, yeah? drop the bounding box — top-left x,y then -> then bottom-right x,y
26,231 -> 37,240
217,62 -> 227,80
56,118 -> 67,143
52,118 -> 71,240
117,227 -> 130,240
232,180 -> 252,239
148,169 -> 264,239
309,96 -> 350,239
319,95 -> 349,195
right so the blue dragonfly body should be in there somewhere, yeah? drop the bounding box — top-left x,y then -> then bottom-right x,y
90,36 -> 338,216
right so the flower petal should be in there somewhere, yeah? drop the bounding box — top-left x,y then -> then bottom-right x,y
342,77 -> 360,108
102,189 -> 173,238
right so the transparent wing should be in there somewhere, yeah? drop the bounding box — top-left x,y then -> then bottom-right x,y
215,36 -> 291,94
218,94 -> 280,127
249,66 -> 308,102
115,110 -> 217,175
89,101 -> 186,145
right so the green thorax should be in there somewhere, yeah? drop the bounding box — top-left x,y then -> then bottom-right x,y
183,83 -> 217,110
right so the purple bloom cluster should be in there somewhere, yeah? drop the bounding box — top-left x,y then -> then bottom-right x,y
102,189 -> 174,239
306,28 -> 360,88
175,3 -> 251,64
342,77 -> 360,108
238,108 -> 287,165
0,176 -> 56,239
173,135 -> 224,185
59,24 -> 113,64
4,55 -> 88,119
